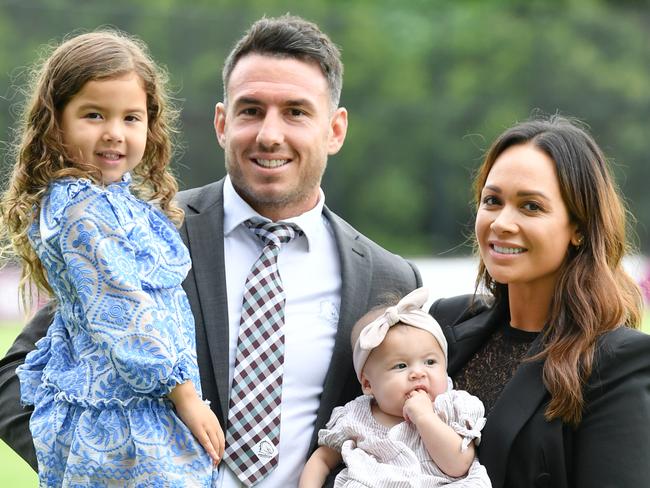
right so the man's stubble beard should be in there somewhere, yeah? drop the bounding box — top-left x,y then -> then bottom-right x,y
225,155 -> 328,214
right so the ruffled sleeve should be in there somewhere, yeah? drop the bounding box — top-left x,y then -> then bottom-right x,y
16,335 -> 52,406
318,396 -> 372,452
434,388 -> 487,451
56,182 -> 193,397
39,179 -> 93,236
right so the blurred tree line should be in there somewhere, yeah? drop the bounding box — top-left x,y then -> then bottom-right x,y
1,0 -> 648,256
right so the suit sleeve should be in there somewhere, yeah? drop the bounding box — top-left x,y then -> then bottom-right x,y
0,304 -> 54,471
408,259 -> 423,288
573,327 -> 650,486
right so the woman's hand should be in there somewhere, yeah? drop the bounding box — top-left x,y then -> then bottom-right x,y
169,381 -> 225,466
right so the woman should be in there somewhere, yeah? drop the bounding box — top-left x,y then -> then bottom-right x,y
431,115 -> 650,487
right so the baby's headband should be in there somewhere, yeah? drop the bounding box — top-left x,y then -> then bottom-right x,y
352,287 -> 448,382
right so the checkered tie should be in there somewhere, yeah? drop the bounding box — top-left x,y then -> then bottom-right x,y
224,219 -> 302,486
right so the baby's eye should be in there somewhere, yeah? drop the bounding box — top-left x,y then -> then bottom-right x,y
425,359 -> 436,366
391,363 -> 407,370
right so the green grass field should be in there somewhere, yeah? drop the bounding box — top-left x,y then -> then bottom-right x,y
0,323 -> 38,486
0,310 -> 649,485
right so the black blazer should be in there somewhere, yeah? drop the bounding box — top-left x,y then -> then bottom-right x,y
431,295 -> 650,488
0,178 -> 422,471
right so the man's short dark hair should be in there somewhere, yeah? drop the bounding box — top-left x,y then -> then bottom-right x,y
222,14 -> 343,109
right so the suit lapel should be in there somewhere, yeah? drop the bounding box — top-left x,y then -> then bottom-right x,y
183,181 -> 231,420
445,299 -> 503,376
312,208 -> 372,433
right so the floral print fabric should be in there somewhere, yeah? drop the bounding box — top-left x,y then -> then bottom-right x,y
17,176 -> 214,487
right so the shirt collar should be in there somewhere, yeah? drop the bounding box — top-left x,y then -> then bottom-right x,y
120,171 -> 132,184
113,172 -> 132,190
222,175 -> 325,251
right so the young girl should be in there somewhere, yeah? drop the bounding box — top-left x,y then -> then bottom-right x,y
299,287 -> 491,487
0,30 -> 223,486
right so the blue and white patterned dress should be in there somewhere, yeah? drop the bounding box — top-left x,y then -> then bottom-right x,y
17,175 -> 215,487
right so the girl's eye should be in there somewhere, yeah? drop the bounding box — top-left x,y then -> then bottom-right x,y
125,115 -> 141,122
85,112 -> 103,120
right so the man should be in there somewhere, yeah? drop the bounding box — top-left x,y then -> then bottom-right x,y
0,15 -> 421,486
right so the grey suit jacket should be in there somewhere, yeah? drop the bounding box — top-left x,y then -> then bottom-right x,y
0,178 -> 421,471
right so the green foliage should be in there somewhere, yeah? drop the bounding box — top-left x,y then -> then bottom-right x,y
1,0 -> 648,256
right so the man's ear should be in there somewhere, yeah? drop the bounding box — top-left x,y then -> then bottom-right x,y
360,372 -> 372,396
327,107 -> 348,155
214,102 -> 227,149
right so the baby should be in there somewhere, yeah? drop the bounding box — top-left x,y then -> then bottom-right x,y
299,287 -> 491,487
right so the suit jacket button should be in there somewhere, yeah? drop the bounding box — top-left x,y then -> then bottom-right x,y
535,472 -> 551,488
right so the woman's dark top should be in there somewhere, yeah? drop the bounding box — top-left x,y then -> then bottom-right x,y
453,322 -> 538,414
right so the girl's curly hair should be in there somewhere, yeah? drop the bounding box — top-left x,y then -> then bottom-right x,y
0,28 -> 182,310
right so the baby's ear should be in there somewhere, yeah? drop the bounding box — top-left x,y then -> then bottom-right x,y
360,373 -> 373,395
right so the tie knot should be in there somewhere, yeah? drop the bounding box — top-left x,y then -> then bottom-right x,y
245,218 -> 303,248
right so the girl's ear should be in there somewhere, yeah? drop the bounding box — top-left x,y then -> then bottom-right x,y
360,373 -> 373,396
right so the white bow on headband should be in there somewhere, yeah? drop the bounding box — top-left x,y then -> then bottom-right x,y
352,287 -> 448,382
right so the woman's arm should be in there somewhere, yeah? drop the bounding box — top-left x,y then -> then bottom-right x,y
404,390 -> 475,478
299,445 -> 342,488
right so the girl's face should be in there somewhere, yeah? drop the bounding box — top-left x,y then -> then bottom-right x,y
475,143 -> 580,297
60,72 -> 148,184
360,326 -> 448,421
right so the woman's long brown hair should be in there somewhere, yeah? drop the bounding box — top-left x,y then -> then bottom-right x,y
473,115 -> 642,425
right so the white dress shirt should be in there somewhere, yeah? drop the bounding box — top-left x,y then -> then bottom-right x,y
216,176 -> 341,487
